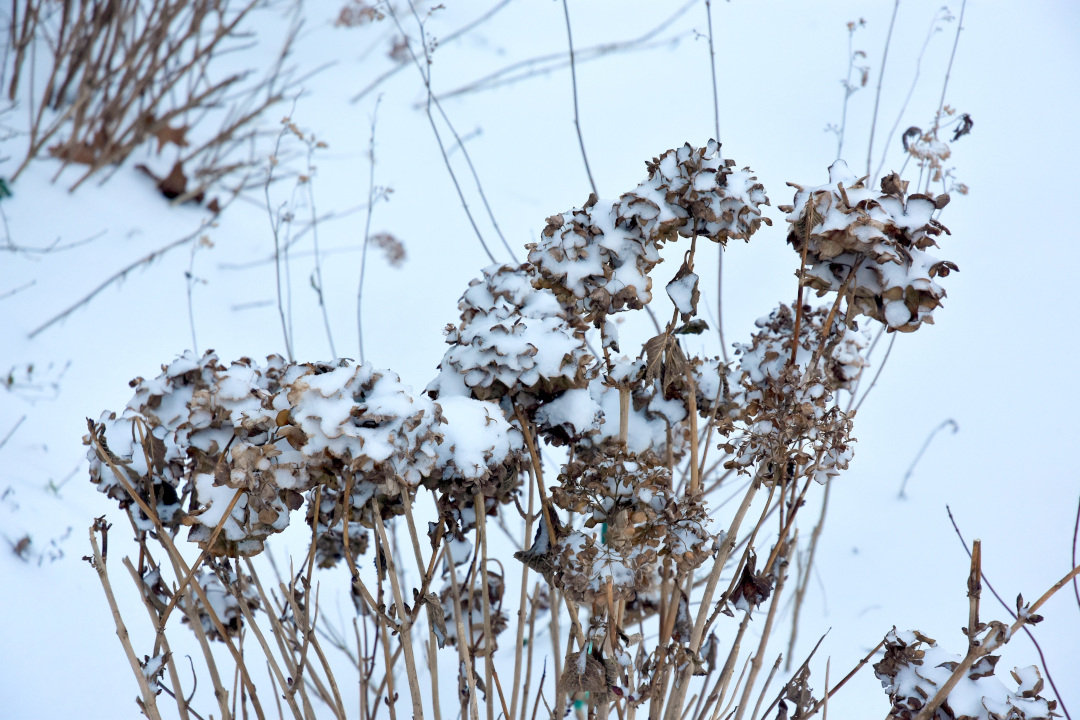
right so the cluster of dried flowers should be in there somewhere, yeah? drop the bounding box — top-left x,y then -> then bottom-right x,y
874,629 -> 1057,720
781,159 -> 957,332
726,303 -> 866,486
86,141 -> 1034,720
86,352 -> 444,562
528,140 -> 769,326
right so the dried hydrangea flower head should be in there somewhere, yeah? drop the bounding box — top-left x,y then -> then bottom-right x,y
430,262 -> 594,408
422,395 -> 525,556
528,141 -> 769,324
86,351 -> 312,556
781,160 -> 958,332
88,352 -> 442,560
874,629 -> 1058,720
181,564 -> 260,642
292,361 -> 442,567
542,449 -> 714,603
728,304 -> 865,485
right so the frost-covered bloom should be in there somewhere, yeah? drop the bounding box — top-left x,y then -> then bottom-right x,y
874,629 -> 1058,720
86,351 -> 310,556
738,303 -> 869,396
431,263 -> 593,405
781,160 -> 958,332
553,528 -> 659,602
543,450 -> 714,601
529,141 -> 769,323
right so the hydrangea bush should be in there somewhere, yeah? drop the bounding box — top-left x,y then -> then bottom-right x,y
82,140 -> 1066,720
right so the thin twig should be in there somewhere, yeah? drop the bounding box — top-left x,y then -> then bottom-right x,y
386,2 -> 498,264
866,0 -> 900,178
29,225 -> 207,338
931,0 -> 966,139
561,0 -> 597,197
358,96 -> 382,364
872,6 -> 950,184
852,332 -> 895,412
0,414 -> 25,453
897,418 -> 958,498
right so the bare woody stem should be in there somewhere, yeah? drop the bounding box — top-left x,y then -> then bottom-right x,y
371,497 -> 427,720
88,525 -> 164,720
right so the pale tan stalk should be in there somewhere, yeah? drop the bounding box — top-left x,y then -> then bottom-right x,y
240,559 -> 320,717
475,493 -> 497,720
447,550 -> 482,720
514,405 -> 586,647
397,489 -> 442,720
786,480 -> 831,671
748,655 -> 782,720
88,526 -> 163,720
231,583 -> 306,720
685,371 -> 701,495
122,557 -> 191,720
280,582 -> 346,719
822,659 -> 830,720
509,462 -> 538,720
732,540 -> 794,720
619,385 -> 631,446
688,480 -> 759,653
549,587 -> 563,707
711,654 -> 751,720
518,584 -> 540,720
491,669 -> 513,720
378,618 -> 400,720
371,498 -> 426,720
712,613 -> 751,717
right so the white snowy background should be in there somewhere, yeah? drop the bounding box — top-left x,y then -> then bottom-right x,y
2,0 -> 1079,718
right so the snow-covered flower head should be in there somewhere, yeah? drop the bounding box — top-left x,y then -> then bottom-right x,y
423,396 -> 526,541
529,141 -> 769,323
292,361 -> 443,565
728,304 -> 863,486
87,353 -> 443,559
874,629 -> 1058,720
431,263 -> 593,406
781,160 -> 957,332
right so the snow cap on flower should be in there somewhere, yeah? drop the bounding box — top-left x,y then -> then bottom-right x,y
422,396 -> 525,536
291,361 -> 442,565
